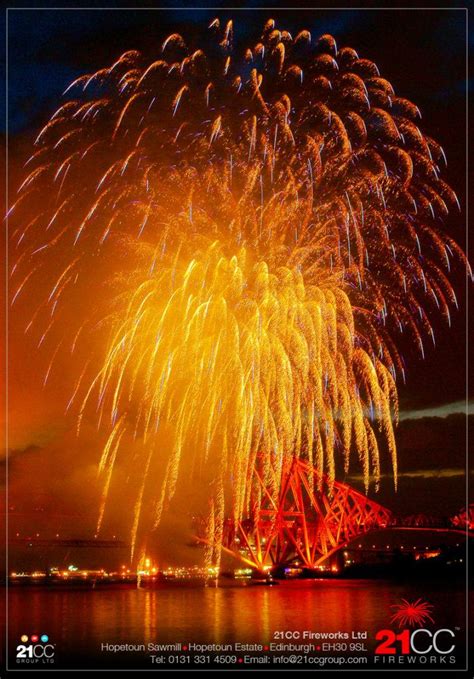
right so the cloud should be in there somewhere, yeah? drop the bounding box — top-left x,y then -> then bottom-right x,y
345,412 -> 471,518
348,467 -> 468,482
399,400 -> 472,421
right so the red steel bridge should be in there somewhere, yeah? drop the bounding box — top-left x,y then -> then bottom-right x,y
213,459 -> 472,571
9,459 -> 472,570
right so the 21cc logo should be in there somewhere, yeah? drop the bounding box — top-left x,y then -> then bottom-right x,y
17,644 -> 55,658
375,629 -> 455,655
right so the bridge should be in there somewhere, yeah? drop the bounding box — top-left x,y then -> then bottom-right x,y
9,459 -> 472,570
213,459 -> 472,571
10,537 -> 128,549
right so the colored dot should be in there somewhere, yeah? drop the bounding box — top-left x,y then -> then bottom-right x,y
41,635 -> 49,643
317,646 -> 321,651
183,645 -> 188,651
238,658 -> 243,663
20,635 -> 28,643
31,635 -> 39,643
264,645 -> 269,651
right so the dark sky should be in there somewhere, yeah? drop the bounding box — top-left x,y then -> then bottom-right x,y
3,5 -> 471,565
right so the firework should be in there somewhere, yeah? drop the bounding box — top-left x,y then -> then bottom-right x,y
391,599 -> 435,628
10,18 -> 468,563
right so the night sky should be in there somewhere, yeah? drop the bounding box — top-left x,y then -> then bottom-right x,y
3,5 -> 472,564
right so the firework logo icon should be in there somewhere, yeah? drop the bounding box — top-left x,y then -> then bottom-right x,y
390,598 -> 435,628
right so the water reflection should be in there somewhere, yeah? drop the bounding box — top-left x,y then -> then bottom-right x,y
7,580 -> 467,668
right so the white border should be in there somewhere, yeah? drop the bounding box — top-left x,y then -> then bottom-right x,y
4,5 -> 470,674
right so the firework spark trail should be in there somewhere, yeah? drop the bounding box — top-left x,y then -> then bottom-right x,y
10,18 -> 468,564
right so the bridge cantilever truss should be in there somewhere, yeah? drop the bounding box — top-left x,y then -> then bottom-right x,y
220,459 -> 393,571
10,462 -> 472,568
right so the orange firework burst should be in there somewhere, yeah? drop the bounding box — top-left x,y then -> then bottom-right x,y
391,598 -> 435,628
10,18 -> 469,564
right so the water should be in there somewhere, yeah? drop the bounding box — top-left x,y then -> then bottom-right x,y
6,579 -> 469,670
